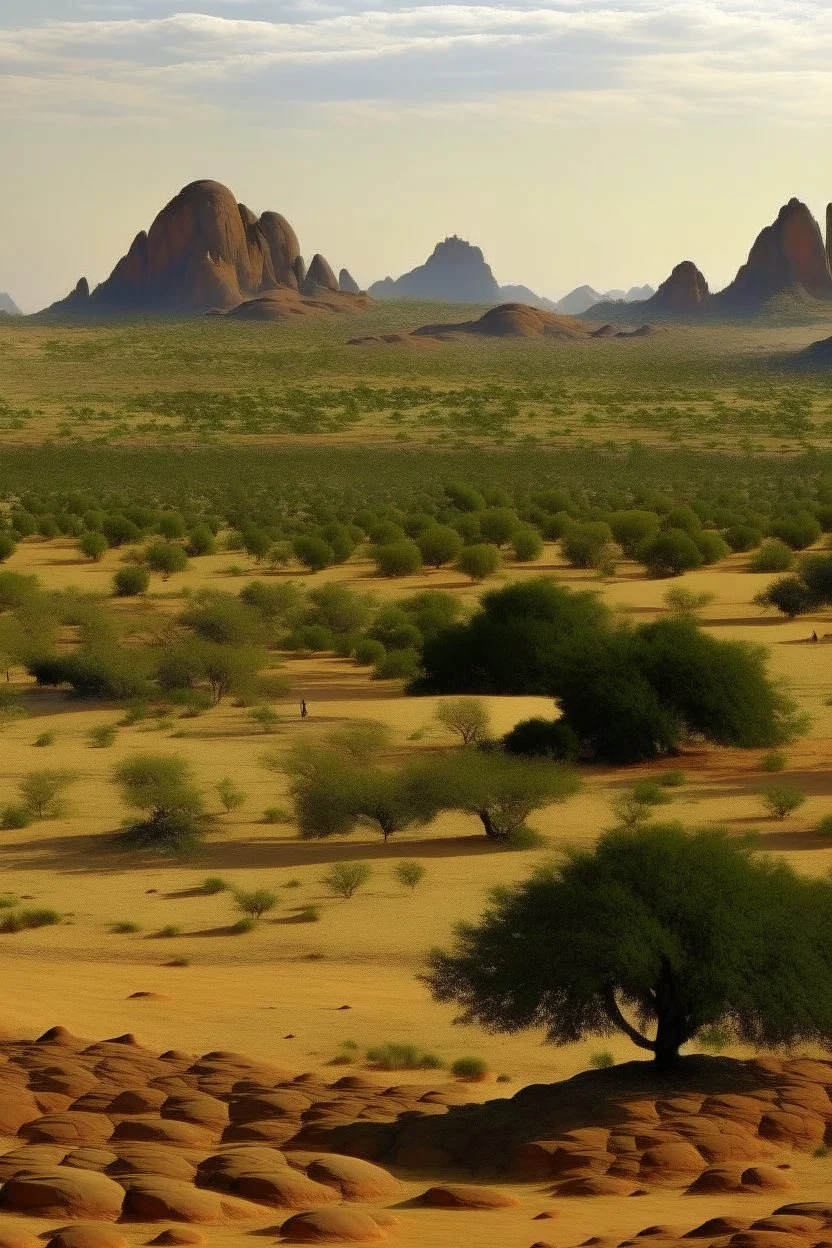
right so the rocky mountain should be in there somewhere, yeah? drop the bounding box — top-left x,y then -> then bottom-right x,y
589,198 -> 832,322
498,285 -> 558,311
0,293 -> 21,316
369,236 -> 502,304
41,180 -> 356,317
715,197 -> 832,309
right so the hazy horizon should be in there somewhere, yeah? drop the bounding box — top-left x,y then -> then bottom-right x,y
4,1 -> 832,311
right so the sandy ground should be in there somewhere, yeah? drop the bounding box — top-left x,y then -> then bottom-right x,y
0,537 -> 829,1248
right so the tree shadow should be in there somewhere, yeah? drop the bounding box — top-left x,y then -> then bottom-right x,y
0,828 -> 504,876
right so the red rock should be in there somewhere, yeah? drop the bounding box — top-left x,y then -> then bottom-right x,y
149,1231 -> 205,1246
302,255 -> 339,295
120,1177 -> 259,1224
718,198 -> 832,307
740,1166 -> 794,1191
278,1208 -> 388,1242
305,1155 -> 400,1202
416,1184 -> 520,1209
0,1168 -> 126,1220
647,262 -> 710,313
45,1224 -> 128,1248
0,1228 -> 42,1248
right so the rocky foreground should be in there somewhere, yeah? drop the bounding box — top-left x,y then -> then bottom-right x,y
0,1028 -> 830,1244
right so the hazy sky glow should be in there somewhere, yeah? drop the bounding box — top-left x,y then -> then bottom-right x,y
4,0 -> 832,309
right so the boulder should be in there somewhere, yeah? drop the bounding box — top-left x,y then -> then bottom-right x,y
120,1177 -> 259,1224
305,1156 -> 400,1202
0,1168 -> 126,1220
278,1208 -> 388,1242
111,1117 -> 215,1149
415,1184 -> 519,1209
149,1231 -> 205,1246
20,1113 -> 114,1146
45,1224 -> 128,1248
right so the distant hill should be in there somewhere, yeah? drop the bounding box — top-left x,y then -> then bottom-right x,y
587,197 -> 832,323
555,284 -> 655,315
369,237 -> 502,304
0,293 -> 21,316
349,302 -> 664,345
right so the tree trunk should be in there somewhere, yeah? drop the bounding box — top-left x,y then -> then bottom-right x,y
477,808 -> 505,840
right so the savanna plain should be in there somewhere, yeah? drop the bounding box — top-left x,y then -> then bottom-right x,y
1,306 -> 832,1248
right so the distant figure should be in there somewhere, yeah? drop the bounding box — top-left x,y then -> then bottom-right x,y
300,699 -> 308,719
812,630 -> 819,643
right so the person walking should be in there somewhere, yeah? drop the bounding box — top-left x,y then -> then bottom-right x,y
300,698 -> 308,719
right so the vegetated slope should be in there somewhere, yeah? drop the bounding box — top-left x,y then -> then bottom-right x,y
351,303 -> 661,343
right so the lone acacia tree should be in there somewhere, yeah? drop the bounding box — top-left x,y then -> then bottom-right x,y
426,823 -> 832,1069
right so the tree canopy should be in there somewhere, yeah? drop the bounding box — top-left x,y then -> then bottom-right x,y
426,823 -> 832,1068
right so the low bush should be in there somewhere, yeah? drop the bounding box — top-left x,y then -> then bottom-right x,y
751,539 -> 794,572
235,889 -> 278,919
456,544 -> 502,582
157,925 -> 181,938
450,1055 -> 490,1080
33,731 -> 55,748
658,769 -> 686,787
589,1050 -> 615,1069
298,905 -> 320,922
762,785 -> 807,819
322,861 -> 373,899
0,908 -> 61,933
1,803 -> 31,829
200,876 -> 229,894
111,921 -> 141,933
217,777 -> 245,813
759,751 -> 787,772
113,566 -> 150,597
88,723 -> 118,748
818,815 -> 832,836
632,779 -> 672,806
365,1042 -> 443,1070
501,717 -> 580,761
263,805 -> 290,824
230,917 -> 255,934
394,861 -> 426,891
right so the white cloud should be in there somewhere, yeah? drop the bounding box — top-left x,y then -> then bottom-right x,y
3,1 -> 832,122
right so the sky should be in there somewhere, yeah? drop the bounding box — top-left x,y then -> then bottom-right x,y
3,1 -> 832,311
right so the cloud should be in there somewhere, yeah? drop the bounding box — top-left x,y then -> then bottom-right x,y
3,1 -> 832,123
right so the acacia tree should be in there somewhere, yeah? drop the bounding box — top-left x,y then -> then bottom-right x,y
426,824 -> 832,1069
435,697 -> 491,746
417,750 -> 580,841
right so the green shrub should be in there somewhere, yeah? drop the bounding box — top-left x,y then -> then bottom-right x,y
200,876 -> 229,894
113,566 -> 150,597
111,921 -> 141,933
298,905 -> 320,922
33,731 -> 55,748
19,769 -> 78,819
456,544 -> 502,582
285,878 -> 302,888
248,705 -> 280,733
759,751 -> 787,773
263,806 -> 290,824
372,540 -> 423,578
0,895 -> 18,909
230,917 -> 255,934
0,908 -> 61,933
436,697 -> 490,746
417,526 -> 463,568
817,815 -> 832,836
157,925 -> 181,938
450,1055 -> 490,1080
78,531 -> 109,562
167,957 -> 190,967
510,527 -> 544,563
373,648 -> 419,680
322,861 -> 373,899
501,718 -> 580,761
88,723 -> 118,748
1,803 -> 32,830
365,1042 -> 443,1070
658,769 -> 686,787
751,539 -> 794,572
762,785 -> 807,819
589,1050 -> 615,1069
146,541 -> 189,580
504,825 -> 546,850
293,535 -> 334,571
114,752 -> 205,855
638,529 -> 703,577
632,780 -> 672,806
234,889 -> 278,919
353,639 -> 386,667
217,777 -> 245,813
394,861 -> 426,891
